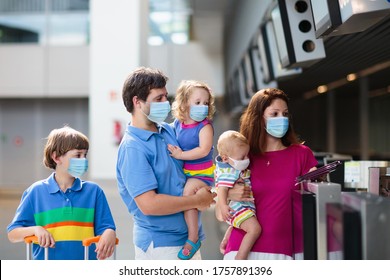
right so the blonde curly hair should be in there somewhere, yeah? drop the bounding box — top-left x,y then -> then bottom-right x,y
171,80 -> 216,123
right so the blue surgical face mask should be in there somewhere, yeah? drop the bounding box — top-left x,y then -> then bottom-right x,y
68,158 -> 88,178
190,105 -> 208,122
266,116 -> 289,138
142,101 -> 171,124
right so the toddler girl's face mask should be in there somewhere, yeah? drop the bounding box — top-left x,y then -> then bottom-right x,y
190,105 -> 208,122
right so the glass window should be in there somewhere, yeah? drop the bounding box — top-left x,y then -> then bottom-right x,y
48,0 -> 89,45
0,0 -> 45,44
0,0 -> 89,45
148,0 -> 192,45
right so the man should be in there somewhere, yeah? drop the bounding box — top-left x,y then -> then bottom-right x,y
116,67 -> 216,260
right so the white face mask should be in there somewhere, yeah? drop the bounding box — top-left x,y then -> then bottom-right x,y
228,157 -> 250,171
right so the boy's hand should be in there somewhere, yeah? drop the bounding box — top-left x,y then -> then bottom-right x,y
95,229 -> 116,260
34,226 -> 55,248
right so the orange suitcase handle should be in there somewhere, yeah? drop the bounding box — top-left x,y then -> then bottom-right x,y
82,235 -> 119,247
24,235 -> 120,260
24,235 -> 38,244
24,235 -> 119,246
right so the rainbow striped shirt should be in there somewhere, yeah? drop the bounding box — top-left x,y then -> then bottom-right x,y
7,173 -> 116,260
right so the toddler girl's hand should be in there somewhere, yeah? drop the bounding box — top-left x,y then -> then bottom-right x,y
167,144 -> 183,159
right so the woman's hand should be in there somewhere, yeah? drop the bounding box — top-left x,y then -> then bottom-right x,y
227,180 -> 254,202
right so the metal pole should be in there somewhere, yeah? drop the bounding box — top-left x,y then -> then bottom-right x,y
359,77 -> 369,160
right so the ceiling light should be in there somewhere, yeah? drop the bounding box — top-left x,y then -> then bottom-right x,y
317,85 -> 328,93
346,73 -> 357,81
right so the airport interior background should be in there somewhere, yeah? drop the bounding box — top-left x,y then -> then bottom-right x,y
0,0 -> 390,260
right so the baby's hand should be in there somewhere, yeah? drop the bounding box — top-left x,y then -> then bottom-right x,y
167,144 -> 183,159
219,204 -> 233,222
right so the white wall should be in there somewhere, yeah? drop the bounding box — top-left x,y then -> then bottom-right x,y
148,12 -> 225,96
89,0 -> 147,179
48,46 -> 90,95
0,98 -> 88,189
149,43 -> 224,96
0,45 -> 89,97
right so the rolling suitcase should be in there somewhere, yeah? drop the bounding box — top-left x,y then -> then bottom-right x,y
24,235 -> 119,260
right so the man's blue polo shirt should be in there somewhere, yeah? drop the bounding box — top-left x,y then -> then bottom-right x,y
116,122 -> 205,251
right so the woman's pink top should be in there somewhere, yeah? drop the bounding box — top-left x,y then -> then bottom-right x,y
225,144 -> 317,258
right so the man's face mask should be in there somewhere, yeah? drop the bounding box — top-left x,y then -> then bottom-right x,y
141,101 -> 171,124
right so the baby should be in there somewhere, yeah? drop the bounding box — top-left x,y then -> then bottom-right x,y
215,130 -> 261,260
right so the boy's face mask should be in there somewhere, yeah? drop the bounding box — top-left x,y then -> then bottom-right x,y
68,158 -> 88,178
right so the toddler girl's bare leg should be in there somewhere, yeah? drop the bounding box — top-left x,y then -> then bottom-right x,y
183,178 -> 207,250
235,216 -> 262,260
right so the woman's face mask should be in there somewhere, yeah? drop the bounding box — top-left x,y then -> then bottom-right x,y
266,116 -> 289,138
68,158 -> 88,178
142,101 -> 171,124
190,105 -> 208,122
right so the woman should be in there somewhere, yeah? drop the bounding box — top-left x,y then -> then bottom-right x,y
221,88 -> 317,260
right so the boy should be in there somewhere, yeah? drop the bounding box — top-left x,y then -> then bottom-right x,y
7,126 -> 116,260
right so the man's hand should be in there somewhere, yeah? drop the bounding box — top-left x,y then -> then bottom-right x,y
195,187 -> 217,211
